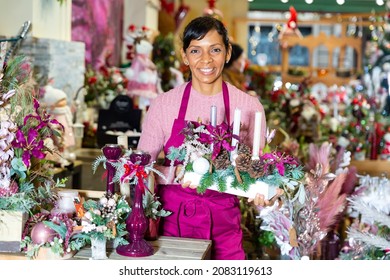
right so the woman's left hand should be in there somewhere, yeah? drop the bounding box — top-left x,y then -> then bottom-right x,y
248,188 -> 284,207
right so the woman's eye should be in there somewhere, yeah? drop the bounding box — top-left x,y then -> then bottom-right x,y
189,49 -> 200,54
211,48 -> 222,53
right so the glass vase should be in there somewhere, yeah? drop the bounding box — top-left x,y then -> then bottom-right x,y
116,151 -> 154,257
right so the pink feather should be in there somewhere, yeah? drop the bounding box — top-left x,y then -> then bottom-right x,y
307,143 -> 331,175
316,172 -> 348,231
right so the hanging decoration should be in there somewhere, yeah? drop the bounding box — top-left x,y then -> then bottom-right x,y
175,0 -> 190,32
278,6 -> 303,45
203,0 -> 223,21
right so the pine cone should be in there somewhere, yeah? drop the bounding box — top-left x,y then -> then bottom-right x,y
248,159 -> 265,179
213,150 -> 231,170
235,153 -> 251,172
238,143 -> 251,156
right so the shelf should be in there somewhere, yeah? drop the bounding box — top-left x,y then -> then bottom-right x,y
350,160 -> 390,177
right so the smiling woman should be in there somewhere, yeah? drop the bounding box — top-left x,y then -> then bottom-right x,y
248,0 -> 386,14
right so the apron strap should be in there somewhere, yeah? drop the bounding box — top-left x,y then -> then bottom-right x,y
222,81 -> 230,125
178,82 -> 192,120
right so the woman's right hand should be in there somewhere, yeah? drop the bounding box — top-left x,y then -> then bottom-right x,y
176,164 -> 197,189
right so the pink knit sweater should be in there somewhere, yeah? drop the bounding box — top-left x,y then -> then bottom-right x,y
137,82 -> 266,183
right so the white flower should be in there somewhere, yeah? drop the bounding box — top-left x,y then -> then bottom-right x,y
107,198 -> 116,207
99,197 -> 108,205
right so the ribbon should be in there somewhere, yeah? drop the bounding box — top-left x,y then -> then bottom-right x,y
121,161 -> 149,193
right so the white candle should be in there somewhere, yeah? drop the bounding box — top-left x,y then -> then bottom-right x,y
210,106 -> 217,153
231,108 -> 241,163
117,135 -> 128,150
252,111 -> 262,160
210,105 -> 217,126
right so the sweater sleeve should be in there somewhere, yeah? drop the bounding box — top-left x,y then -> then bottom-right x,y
137,97 -> 164,162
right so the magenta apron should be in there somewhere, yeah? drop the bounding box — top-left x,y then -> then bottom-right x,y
156,81 -> 245,260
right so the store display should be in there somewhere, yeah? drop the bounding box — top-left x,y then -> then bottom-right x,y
2,0 -> 390,263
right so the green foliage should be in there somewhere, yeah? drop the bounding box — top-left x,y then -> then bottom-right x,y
258,230 -> 276,248
166,146 -> 187,162
197,172 -> 214,194
92,155 -> 107,174
142,191 -> 171,220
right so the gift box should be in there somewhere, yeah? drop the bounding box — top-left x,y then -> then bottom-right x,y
0,210 -> 28,252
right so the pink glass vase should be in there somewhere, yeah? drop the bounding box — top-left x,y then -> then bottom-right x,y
116,151 -> 154,257
101,144 -> 123,195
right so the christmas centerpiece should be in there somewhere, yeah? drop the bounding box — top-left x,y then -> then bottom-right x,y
166,107 -> 304,200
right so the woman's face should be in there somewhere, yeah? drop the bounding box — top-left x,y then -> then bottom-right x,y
181,29 -> 230,88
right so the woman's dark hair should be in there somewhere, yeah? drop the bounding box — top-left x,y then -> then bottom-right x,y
182,16 -> 230,52
225,43 -> 243,68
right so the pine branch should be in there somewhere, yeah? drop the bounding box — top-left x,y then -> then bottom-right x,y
92,155 -> 107,173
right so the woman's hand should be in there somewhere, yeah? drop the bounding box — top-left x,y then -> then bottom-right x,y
175,164 -> 197,189
248,188 -> 284,207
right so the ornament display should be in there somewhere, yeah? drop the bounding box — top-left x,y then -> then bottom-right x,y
192,157 -> 210,175
30,222 -> 56,245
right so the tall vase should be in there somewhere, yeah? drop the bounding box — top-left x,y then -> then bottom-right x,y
116,151 -> 154,257
101,144 -> 123,194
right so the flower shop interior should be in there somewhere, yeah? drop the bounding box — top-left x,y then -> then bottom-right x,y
1,0 -> 390,261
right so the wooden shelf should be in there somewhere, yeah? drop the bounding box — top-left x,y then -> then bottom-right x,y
350,160 -> 390,177
0,236 -> 212,260
279,32 -> 362,87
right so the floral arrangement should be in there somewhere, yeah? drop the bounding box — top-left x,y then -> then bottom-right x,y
21,212 -> 86,259
20,191 -> 131,259
92,149 -> 170,219
258,142 -> 357,259
166,120 -> 304,196
1,52 -> 65,213
76,192 -> 131,245
83,62 -> 128,109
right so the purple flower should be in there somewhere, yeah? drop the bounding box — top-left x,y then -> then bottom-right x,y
24,99 -> 64,137
261,151 -> 300,176
13,128 -> 46,168
198,122 -> 237,160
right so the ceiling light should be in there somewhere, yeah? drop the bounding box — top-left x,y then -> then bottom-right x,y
336,0 -> 345,5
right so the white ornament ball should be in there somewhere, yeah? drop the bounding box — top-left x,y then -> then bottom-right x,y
192,157 -> 210,175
